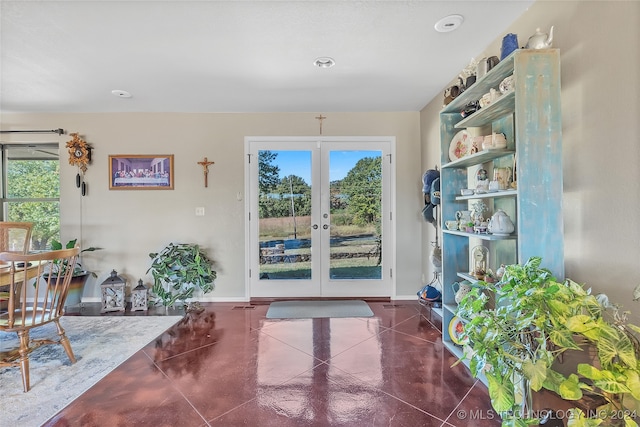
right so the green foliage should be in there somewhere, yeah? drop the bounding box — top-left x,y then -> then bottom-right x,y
6,159 -> 60,250
457,257 -> 640,426
147,243 -> 217,307
256,151 -> 383,240
340,156 -> 381,226
259,174 -> 311,218
49,239 -> 102,277
258,150 -> 280,194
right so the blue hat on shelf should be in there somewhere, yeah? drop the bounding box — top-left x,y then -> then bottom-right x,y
422,169 -> 440,194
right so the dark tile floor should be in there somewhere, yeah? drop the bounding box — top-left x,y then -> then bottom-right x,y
44,301 -> 502,427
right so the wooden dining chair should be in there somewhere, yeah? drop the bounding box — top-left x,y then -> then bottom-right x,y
0,222 -> 34,253
0,246 -> 80,392
0,222 -> 34,311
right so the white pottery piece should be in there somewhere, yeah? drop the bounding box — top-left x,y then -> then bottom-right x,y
525,26 -> 554,49
452,281 -> 473,304
488,209 -> 515,235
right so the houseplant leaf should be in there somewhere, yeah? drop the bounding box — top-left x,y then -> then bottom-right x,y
558,374 -> 583,400
522,358 -> 547,391
486,373 -> 515,413
147,242 -> 216,307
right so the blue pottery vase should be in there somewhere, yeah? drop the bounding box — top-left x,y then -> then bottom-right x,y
501,33 -> 519,60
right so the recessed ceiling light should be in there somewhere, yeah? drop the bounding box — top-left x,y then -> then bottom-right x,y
111,89 -> 132,98
314,57 -> 335,68
434,14 -> 464,33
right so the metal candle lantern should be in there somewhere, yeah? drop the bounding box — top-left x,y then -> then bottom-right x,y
131,279 -> 148,312
100,269 -> 126,313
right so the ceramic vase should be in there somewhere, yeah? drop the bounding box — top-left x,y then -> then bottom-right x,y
501,33 -> 518,60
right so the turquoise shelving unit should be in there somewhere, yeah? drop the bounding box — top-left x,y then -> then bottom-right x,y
438,49 -> 564,365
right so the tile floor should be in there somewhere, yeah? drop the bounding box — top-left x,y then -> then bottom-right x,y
44,301 -> 503,427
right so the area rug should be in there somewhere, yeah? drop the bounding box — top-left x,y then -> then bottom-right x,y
0,315 -> 182,427
266,300 -> 373,319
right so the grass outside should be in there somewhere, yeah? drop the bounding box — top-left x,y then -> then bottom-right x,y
259,215 -> 376,241
258,215 -> 381,279
260,257 -> 382,279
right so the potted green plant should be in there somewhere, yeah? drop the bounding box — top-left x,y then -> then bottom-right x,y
147,242 -> 216,309
456,257 -> 640,427
49,238 -> 102,306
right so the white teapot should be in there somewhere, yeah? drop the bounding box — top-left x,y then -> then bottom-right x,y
525,26 -> 554,49
487,209 -> 515,235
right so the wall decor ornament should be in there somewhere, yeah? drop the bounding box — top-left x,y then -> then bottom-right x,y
66,132 -> 92,196
109,155 -> 174,190
197,157 -> 215,188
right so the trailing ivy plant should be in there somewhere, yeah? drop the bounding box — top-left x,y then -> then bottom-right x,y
456,256 -> 640,427
147,243 -> 216,307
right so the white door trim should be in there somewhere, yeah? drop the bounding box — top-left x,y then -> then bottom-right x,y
244,136 -> 396,299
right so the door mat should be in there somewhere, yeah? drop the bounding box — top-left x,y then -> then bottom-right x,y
266,300 -> 373,319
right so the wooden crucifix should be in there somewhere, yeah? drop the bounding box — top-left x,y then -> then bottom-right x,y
315,114 -> 326,135
197,157 -> 215,187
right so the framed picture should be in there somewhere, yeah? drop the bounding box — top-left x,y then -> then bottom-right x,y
109,155 -> 174,190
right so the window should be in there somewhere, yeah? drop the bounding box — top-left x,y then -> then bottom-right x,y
1,144 -> 60,250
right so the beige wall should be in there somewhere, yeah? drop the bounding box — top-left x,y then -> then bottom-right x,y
421,1 -> 640,323
0,112 -> 423,301
3,1 -> 639,319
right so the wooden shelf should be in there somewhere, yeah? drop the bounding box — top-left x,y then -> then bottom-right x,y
455,189 -> 517,201
443,340 -> 465,358
457,272 -> 477,283
443,303 -> 458,314
441,50 -> 517,114
443,149 -> 514,169
455,91 -> 515,128
431,306 -> 443,318
442,229 -> 516,241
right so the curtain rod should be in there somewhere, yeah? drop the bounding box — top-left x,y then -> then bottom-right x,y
0,128 -> 64,135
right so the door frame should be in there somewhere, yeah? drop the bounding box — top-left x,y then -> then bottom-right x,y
244,136 -> 396,299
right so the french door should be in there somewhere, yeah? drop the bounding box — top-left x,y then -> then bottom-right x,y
245,137 -> 394,298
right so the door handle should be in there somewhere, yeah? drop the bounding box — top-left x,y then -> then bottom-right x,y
312,224 -> 318,229
323,224 -> 329,230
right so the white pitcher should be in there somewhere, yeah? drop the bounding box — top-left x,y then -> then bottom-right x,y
452,281 -> 473,304
455,210 -> 472,229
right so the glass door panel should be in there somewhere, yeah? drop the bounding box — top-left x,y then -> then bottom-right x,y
258,149 -> 313,281
327,150 -> 382,280
247,137 -> 393,298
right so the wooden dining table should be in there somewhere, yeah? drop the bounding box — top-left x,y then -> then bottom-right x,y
0,261 -> 43,310
0,261 -> 43,286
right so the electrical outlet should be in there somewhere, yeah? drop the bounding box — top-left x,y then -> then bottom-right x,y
195,207 -> 205,216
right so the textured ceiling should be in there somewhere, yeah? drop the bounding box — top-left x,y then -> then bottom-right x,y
0,1 -> 534,113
